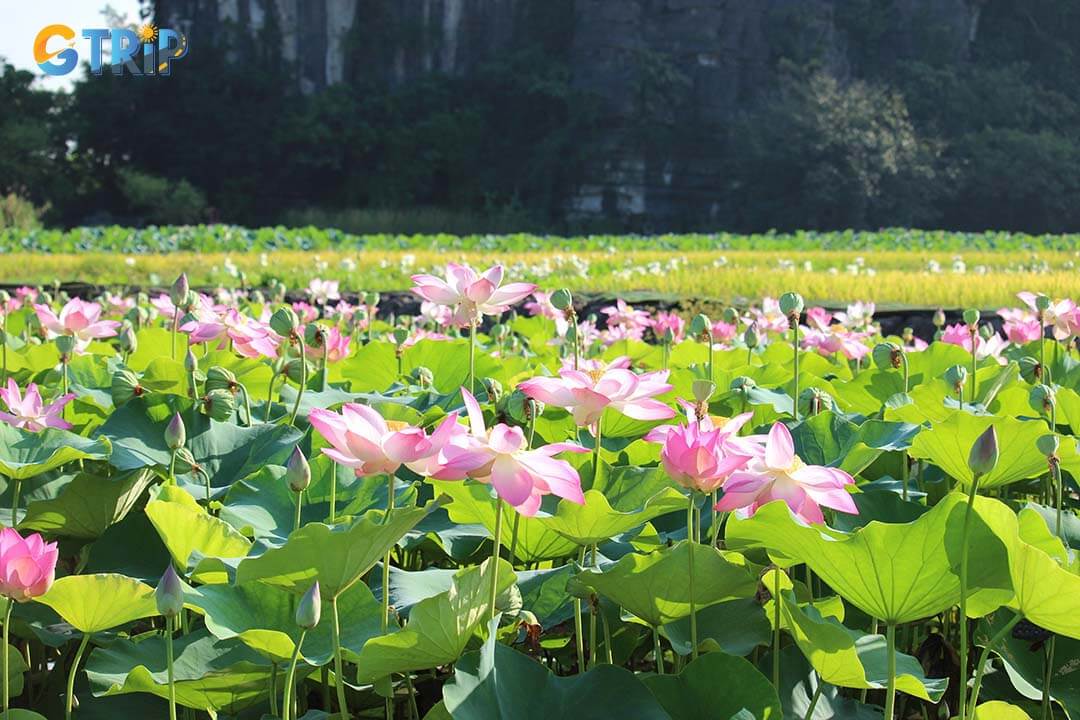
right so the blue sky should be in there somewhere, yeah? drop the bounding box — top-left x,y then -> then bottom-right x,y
2,1 -> 144,90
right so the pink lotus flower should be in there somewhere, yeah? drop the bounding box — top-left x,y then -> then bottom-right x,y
0,528 -> 58,602
748,298 -> 789,335
804,307 -> 833,332
941,324 -> 1009,365
101,292 -> 135,315
446,389 -> 587,516
411,264 -> 536,327
996,308 -> 1043,345
650,311 -> 686,342
0,379 -> 73,432
710,320 -> 739,343
645,407 -> 762,493
716,422 -> 857,524
835,302 -> 875,331
601,299 -> 650,339
310,404 -> 446,477
306,326 -> 351,363
524,291 -> 566,321
801,327 -> 871,361
182,309 -> 281,359
419,301 -> 454,328
307,279 -> 340,305
401,328 -> 452,349
1017,292 -> 1080,340
519,357 -> 675,428
34,298 -> 121,353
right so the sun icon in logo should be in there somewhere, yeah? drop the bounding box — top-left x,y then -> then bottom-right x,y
136,23 -> 158,43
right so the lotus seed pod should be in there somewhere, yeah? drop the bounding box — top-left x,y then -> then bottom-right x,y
799,387 -> 833,417
722,307 -> 739,324
304,323 -> 325,347
872,342 -> 898,370
202,389 -> 236,422
296,581 -> 322,630
110,368 -> 143,406
1018,356 -> 1043,384
205,366 -> 237,394
932,309 -> 946,328
1035,294 -> 1051,312
170,273 -> 189,305
165,412 -> 186,450
979,324 -> 994,340
363,292 -> 380,307
504,390 -> 531,424
1036,433 -> 1060,458
967,425 -> 999,477
779,292 -> 804,318
690,313 -> 711,338
962,308 -> 980,326
691,379 -> 715,404
54,335 -> 76,355
270,306 -> 300,337
411,366 -> 434,388
286,446 -> 311,493
1028,384 -> 1055,415
484,378 -> 504,403
118,323 -> 138,353
155,565 -> 184,618
943,364 -> 968,390
392,327 -> 409,346
743,326 -> 759,349
730,376 -> 756,391
550,289 -> 573,311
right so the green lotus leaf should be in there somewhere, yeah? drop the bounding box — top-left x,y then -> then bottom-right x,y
37,574 -> 157,633
0,425 -> 110,480
235,505 -> 429,598
790,412 -> 920,475
972,702 -> 1033,720
661,597 -> 771,657
540,481 -> 686,547
20,468 -> 154,539
430,479 -> 577,563
84,629 -> 273,714
352,559 -> 515,682
576,541 -> 757,628
643,651 -> 782,720
909,413 -> 1048,489
145,486 -> 252,582
726,495 -> 1012,624
443,616 -> 669,720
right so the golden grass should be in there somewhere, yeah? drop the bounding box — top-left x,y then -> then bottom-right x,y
8,248 -> 1079,308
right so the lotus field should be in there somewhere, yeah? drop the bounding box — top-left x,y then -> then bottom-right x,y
0,262 -> 1079,720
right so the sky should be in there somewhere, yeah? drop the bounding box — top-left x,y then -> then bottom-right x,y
1,1 -> 145,90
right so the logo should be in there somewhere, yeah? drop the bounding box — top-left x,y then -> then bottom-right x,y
34,23 -> 188,77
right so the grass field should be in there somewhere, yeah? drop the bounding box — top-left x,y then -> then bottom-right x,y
1,226 -> 1078,306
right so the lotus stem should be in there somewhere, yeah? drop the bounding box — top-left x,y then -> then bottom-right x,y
600,602 -> 613,664
488,500 -> 504,622
590,543 -> 599,668
238,382 -> 252,427
383,475 -> 395,631
969,327 -> 978,404
574,546 -> 587,673
65,632 -> 91,720
967,614 -> 1022,720
653,625 -> 664,674
9,478 -> 20,528
287,335 -> 307,427
884,622 -> 897,720
1041,636 -> 1056,720
171,315 -> 179,360
792,324 -> 800,421
592,415 -> 604,487
165,616 -> 178,720
2,597 -> 12,712
294,490 -> 303,532
900,349 -> 910,394
318,357 -> 328,393
688,495 -> 698,661
509,512 -> 521,569
805,674 -> 824,720
282,629 -> 307,720
958,473 -> 983,720
330,596 -> 349,719
772,568 -> 781,688
468,317 -> 477,394
265,373 -> 277,423
860,618 -> 879,703
405,672 -> 420,720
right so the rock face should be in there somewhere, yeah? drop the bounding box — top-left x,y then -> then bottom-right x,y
162,0 -> 979,225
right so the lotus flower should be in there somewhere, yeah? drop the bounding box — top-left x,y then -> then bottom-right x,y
747,298 -> 789,335
182,309 -> 281,359
0,379 -> 73,432
715,422 -> 856,524
650,311 -> 686,342
33,298 -> 121,353
0,528 -> 58,602
524,291 -> 566,321
307,279 -> 340,305
306,326 -> 351,363
1018,292 -> 1080,340
644,407 -> 763,493
310,404 -> 449,477
801,326 -> 871,361
941,324 -> 1009,365
835,302 -> 875,331
601,299 -> 650,339
438,389 -> 587,516
410,263 -> 536,327
804,307 -> 833,332
997,308 -> 1043,345
519,356 -> 675,428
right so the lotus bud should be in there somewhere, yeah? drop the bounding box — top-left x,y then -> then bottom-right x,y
205,366 -> 238,394
1035,294 -> 1051,312
283,358 -> 305,385
202,389 -> 236,422
54,335 -> 76,356
743,326 -> 759,349
943,365 -> 968,394
304,323 -> 325,347
721,307 -> 738,325
690,313 -> 711,339
872,342 -> 901,370
1028,384 -> 1055,416
155,565 -> 184,618
979,324 -> 994,341
691,379 -> 715,404
932,309 -> 946,328
165,412 -> 186,450
286,446 -> 311,493
962,309 -> 980,326
392,327 -> 409,346
1018,356 -> 1043,384
967,425 -> 999,478
296,581 -> 322,630
118,323 -> 138,354
779,292 -> 804,319
483,378 -> 503,403
111,368 -> 143,406
730,376 -> 756,391
270,307 -> 300,337
800,387 -> 833,417
184,347 -> 198,373
1036,433 -> 1060,459
363,292 -> 380,307
902,327 -> 915,344
171,273 -> 190,303
411,366 -> 433,388
550,288 -> 573,311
